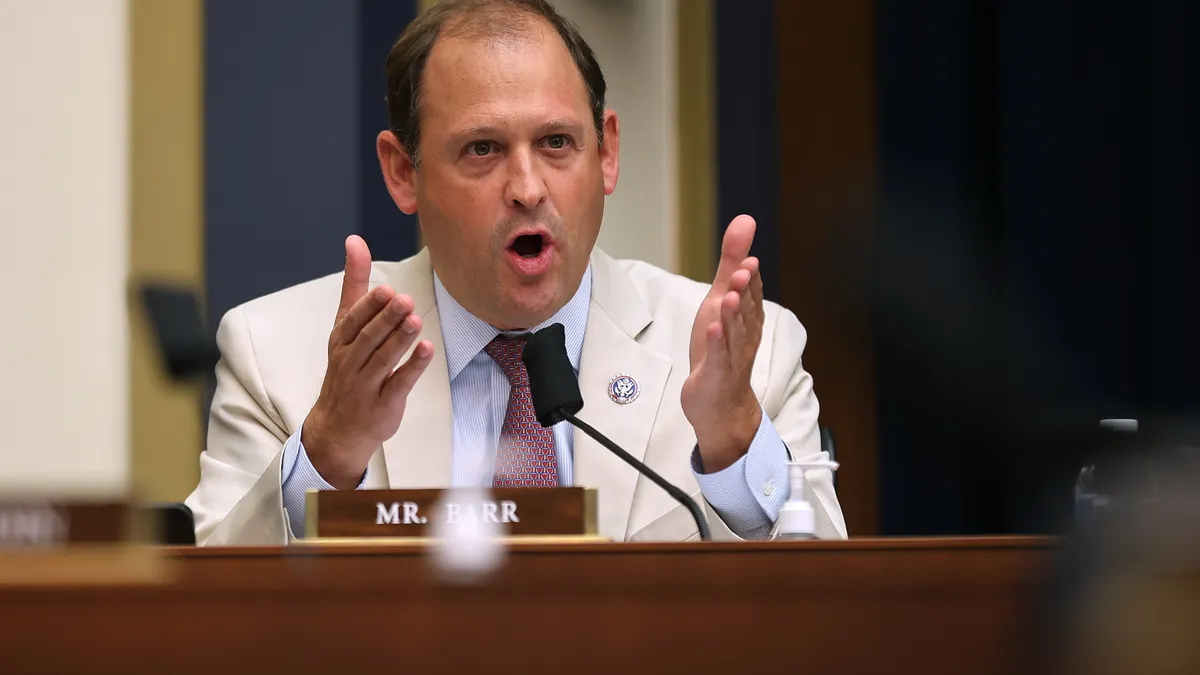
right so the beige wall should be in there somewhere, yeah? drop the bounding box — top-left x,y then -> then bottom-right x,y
554,0 -> 680,273
129,0 -> 205,502
676,0 -> 717,283
0,0 -> 131,496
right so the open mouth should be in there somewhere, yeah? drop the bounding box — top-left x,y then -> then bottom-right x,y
510,233 -> 545,259
504,231 -> 554,277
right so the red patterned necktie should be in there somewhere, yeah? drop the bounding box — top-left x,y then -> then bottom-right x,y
483,335 -> 560,488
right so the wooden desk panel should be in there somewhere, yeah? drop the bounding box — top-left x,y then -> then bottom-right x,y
0,537 -> 1057,675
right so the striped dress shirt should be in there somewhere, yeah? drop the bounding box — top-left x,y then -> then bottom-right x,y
281,265 -> 791,539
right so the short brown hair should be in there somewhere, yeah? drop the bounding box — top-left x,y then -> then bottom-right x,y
384,0 -> 607,168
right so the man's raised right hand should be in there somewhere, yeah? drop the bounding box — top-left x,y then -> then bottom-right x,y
300,235 -> 434,490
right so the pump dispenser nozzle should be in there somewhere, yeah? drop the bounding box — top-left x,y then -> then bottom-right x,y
773,459 -> 840,540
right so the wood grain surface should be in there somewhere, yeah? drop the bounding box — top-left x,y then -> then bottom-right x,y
0,537 -> 1059,675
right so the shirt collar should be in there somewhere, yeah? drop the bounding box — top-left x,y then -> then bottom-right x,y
433,266 -> 592,381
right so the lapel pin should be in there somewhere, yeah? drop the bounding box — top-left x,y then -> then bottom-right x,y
608,374 -> 639,404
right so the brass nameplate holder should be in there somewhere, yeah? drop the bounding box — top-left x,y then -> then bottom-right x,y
0,499 -> 169,585
304,487 -> 599,542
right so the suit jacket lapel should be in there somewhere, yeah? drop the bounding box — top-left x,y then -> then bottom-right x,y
573,250 -> 673,541
376,249 -> 455,489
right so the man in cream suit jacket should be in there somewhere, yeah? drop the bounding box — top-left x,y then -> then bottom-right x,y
184,0 -> 847,545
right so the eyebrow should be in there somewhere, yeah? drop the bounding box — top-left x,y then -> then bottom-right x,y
537,119 -> 583,134
449,125 -> 502,145
446,119 -> 585,148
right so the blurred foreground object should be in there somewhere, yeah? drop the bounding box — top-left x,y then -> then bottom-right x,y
0,500 -> 170,585
427,485 -> 507,585
1037,427 -> 1200,675
1074,419 -> 1141,524
0,283 -> 209,581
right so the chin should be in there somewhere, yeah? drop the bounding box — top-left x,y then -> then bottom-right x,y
497,283 -> 566,329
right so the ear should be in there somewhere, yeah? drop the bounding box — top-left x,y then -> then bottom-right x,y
377,130 -> 418,214
599,109 -> 620,196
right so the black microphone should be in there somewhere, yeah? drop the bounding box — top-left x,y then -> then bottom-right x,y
522,323 -> 712,541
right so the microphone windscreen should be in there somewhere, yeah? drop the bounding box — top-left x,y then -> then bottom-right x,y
522,323 -> 584,427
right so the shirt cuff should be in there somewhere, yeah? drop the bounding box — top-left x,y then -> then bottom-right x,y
690,409 -> 792,539
281,425 -> 368,539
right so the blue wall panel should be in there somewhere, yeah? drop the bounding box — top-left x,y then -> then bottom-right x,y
206,0 -> 419,328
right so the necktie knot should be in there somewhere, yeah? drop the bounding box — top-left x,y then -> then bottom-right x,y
484,335 -> 528,386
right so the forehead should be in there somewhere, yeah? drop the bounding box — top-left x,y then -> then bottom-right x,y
419,19 -> 591,132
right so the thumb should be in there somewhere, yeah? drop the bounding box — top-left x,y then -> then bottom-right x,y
713,215 -> 756,290
337,235 -> 373,320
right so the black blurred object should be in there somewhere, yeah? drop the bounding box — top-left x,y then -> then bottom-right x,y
143,502 -> 197,545
820,426 -> 837,486
136,283 -> 220,381
522,323 -> 712,542
133,284 -> 211,547
820,426 -> 836,463
520,324 -> 583,426
1023,434 -> 1200,675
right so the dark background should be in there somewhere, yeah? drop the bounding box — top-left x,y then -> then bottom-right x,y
871,0 -> 1200,534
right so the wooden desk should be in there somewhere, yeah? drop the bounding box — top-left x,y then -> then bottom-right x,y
0,537 -> 1057,675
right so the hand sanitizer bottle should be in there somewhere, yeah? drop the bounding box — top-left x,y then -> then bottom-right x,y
774,459 -> 840,540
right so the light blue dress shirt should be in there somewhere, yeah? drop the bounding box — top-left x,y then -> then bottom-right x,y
281,265 -> 792,539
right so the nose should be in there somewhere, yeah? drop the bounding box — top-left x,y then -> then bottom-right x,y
503,147 -> 548,210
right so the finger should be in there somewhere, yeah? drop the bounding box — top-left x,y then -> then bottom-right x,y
712,215 -> 757,290
745,257 -> 763,308
729,267 -> 752,293
732,262 -> 756,315
333,284 -> 396,345
382,340 -> 435,402
738,278 -> 763,351
737,272 -> 755,320
704,320 -> 730,372
337,235 -> 373,322
748,261 -> 765,339
365,312 -> 423,380
727,267 -> 755,336
348,294 -> 414,369
721,290 -> 745,353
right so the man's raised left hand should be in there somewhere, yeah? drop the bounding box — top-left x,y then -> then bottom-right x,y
682,214 -> 766,473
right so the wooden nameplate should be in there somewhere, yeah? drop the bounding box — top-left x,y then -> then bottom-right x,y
0,499 -> 169,585
303,487 -> 599,541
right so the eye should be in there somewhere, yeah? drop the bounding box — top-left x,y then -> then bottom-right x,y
545,134 -> 570,150
465,141 -> 496,157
